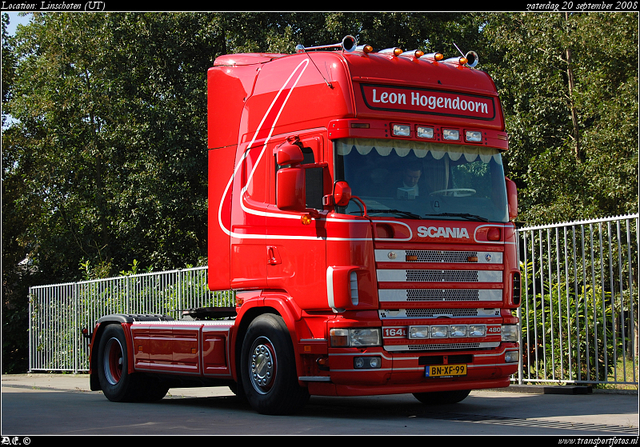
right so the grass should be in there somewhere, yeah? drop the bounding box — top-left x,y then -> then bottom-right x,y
599,355 -> 638,391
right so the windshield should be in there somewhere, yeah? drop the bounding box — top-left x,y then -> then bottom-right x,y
334,138 -> 509,223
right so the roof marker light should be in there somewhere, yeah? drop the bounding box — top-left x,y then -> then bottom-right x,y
380,47 -> 403,56
400,49 -> 424,58
356,44 -> 374,54
421,52 -> 444,62
444,56 -> 468,66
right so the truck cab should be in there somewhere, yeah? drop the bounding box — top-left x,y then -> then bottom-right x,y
206,36 -> 520,410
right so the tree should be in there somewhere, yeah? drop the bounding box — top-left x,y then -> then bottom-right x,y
4,13 -> 220,281
481,12 -> 638,224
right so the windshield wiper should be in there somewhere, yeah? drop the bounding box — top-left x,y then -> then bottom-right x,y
424,212 -> 489,222
368,209 -> 421,219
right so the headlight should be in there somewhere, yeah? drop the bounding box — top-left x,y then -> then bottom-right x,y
330,328 -> 381,347
430,325 -> 449,338
501,324 -> 519,342
468,324 -> 487,337
450,325 -> 468,338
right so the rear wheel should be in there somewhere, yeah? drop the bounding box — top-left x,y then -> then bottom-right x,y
97,324 -> 139,402
97,324 -> 168,402
240,314 -> 309,415
413,389 -> 471,405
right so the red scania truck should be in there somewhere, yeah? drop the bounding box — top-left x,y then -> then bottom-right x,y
88,36 -> 521,415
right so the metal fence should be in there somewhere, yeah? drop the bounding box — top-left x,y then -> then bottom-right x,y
28,267 -> 234,372
516,214 -> 638,386
28,216 -> 638,389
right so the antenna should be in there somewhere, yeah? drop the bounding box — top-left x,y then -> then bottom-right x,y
295,36 -> 358,89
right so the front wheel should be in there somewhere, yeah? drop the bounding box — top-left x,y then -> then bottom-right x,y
240,314 -> 309,415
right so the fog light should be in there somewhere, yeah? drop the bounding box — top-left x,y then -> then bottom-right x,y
354,356 -> 381,369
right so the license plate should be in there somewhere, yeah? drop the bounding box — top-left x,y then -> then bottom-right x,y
425,364 -> 467,377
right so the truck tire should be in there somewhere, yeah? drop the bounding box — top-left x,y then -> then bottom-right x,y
97,324 -> 142,402
412,389 -> 471,405
136,375 -> 170,402
240,314 -> 309,415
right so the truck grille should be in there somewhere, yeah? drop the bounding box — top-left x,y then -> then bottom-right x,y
375,247 -> 505,353
375,249 -> 503,264
379,289 -> 502,302
377,269 -> 502,283
379,308 -> 500,319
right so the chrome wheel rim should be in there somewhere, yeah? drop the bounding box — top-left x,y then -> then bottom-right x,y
249,336 -> 276,394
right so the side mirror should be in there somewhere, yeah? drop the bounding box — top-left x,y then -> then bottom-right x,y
277,167 -> 306,211
276,142 -> 304,166
506,177 -> 518,221
333,181 -> 352,207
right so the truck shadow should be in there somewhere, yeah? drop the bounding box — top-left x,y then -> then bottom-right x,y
158,389 -> 638,426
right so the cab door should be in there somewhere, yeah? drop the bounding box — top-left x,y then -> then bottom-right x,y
265,134 -> 329,310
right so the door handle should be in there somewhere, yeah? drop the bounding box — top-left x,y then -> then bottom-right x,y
267,246 -> 281,265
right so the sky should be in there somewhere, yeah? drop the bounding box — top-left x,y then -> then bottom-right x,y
4,11 -> 32,35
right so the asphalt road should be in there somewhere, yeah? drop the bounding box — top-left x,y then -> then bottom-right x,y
1,374 -> 638,437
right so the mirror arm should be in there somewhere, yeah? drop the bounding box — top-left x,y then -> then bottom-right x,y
351,195 -> 368,218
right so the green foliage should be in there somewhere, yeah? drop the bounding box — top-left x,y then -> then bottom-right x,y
481,12 -> 638,224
